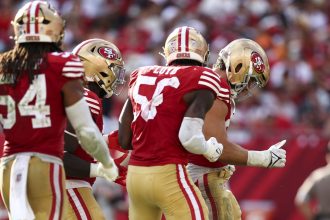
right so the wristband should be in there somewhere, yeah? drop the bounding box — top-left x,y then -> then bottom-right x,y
247,150 -> 269,167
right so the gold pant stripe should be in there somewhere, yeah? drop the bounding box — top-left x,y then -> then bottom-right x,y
64,187 -> 105,220
127,164 -> 208,220
67,188 -> 92,220
176,164 -> 206,220
197,171 -> 242,220
0,157 -> 67,220
202,173 -> 218,220
49,163 -> 65,220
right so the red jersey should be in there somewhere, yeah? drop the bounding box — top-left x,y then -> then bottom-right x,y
188,76 -> 233,168
128,65 -> 223,166
0,52 -> 83,158
66,88 -> 103,185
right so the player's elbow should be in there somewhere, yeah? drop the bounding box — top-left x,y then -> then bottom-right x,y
179,118 -> 207,154
75,126 -> 100,153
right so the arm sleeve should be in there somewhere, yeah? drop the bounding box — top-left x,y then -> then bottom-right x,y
65,98 -> 113,167
178,117 -> 208,154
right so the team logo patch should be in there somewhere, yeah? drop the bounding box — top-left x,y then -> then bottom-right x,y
98,47 -> 118,60
251,51 -> 265,74
25,35 -> 40,41
176,52 -> 190,58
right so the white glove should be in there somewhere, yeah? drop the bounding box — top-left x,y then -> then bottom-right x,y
247,140 -> 287,168
90,160 -> 119,182
267,140 -> 287,168
203,137 -> 223,162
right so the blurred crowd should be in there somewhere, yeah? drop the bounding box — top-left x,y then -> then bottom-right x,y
0,0 -> 330,219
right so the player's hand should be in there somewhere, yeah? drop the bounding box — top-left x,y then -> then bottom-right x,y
267,140 -> 287,168
90,160 -> 119,182
203,137 -> 223,162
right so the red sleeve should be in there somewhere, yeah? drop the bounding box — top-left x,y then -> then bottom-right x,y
216,78 -> 231,104
47,52 -> 84,89
196,67 -> 222,98
128,69 -> 139,88
107,130 -> 127,153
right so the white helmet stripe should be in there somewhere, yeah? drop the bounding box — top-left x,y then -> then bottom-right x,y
180,26 -> 187,52
72,38 -> 104,55
29,1 -> 40,34
26,2 -> 33,33
185,27 -> 190,52
34,2 -> 40,33
177,27 -> 182,52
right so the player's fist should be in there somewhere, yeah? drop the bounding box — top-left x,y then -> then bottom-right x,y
267,140 -> 286,168
203,137 -> 223,162
90,160 -> 119,182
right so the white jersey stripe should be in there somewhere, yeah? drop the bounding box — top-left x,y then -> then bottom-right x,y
62,73 -> 83,78
86,102 -> 100,111
84,96 -> 99,104
181,27 -> 187,52
200,76 -> 230,96
67,189 -> 88,220
200,75 -> 222,93
202,71 -> 219,81
64,61 -> 83,67
202,71 -> 230,93
198,81 -> 220,97
62,67 -> 84,72
90,109 -> 99,115
178,164 -> 202,220
53,164 -> 61,220
217,93 -> 230,98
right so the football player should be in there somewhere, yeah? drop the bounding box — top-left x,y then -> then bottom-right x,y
0,1 -> 117,219
118,26 -> 224,220
63,38 -> 128,220
187,38 -> 287,220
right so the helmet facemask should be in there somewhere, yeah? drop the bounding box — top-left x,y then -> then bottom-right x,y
94,63 -> 126,98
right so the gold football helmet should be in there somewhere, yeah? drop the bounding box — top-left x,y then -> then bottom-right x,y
72,38 -> 125,98
12,1 -> 65,44
162,26 -> 209,65
214,38 -> 270,99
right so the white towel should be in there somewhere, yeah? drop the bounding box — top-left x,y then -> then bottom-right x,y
9,155 -> 35,220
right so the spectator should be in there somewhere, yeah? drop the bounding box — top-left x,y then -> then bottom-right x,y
295,141 -> 330,220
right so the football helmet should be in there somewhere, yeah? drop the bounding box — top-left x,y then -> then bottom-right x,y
12,1 -> 65,44
162,26 -> 209,65
214,38 -> 270,99
72,38 -> 125,98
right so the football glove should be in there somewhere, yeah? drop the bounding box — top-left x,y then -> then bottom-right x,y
203,137 -> 223,162
90,159 -> 119,182
247,139 -> 287,168
267,140 -> 287,168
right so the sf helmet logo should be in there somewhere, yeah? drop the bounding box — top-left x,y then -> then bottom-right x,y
98,47 -> 118,60
251,51 -> 265,74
